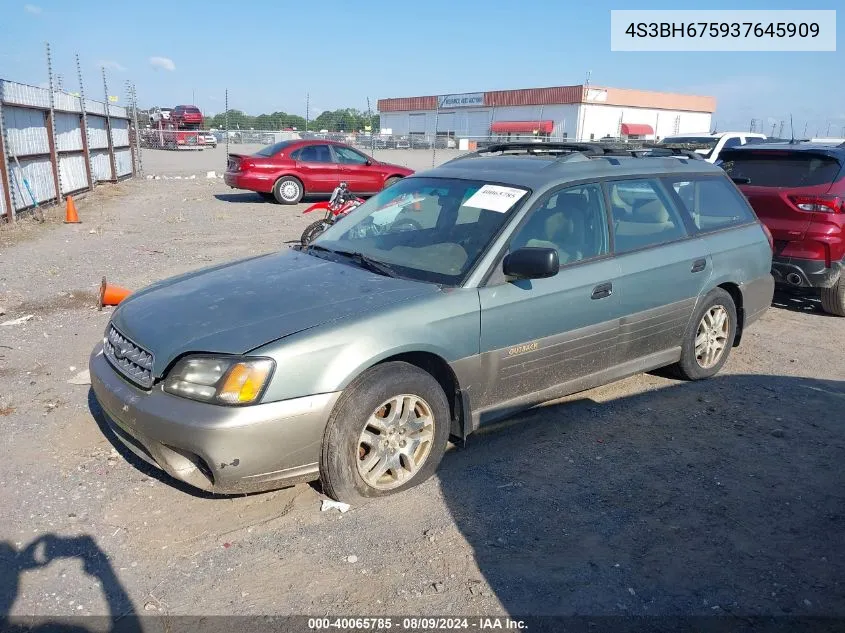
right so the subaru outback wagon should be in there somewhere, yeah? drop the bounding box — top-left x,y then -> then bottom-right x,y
90,143 -> 774,503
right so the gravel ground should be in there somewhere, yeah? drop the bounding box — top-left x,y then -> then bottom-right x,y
0,152 -> 844,627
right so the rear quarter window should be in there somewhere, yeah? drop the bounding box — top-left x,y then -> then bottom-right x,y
665,176 -> 756,232
720,152 -> 843,187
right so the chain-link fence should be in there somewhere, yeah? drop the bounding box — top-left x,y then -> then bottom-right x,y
0,44 -> 140,223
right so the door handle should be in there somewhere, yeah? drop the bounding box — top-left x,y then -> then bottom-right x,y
691,258 -> 707,273
591,282 -> 613,300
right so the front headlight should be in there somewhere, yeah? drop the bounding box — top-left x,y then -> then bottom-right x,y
163,355 -> 275,405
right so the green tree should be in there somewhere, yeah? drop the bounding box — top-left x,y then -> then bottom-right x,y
205,107 -> 372,132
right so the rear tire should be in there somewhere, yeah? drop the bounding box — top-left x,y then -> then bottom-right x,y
320,362 -> 450,504
670,288 -> 736,381
820,277 -> 845,316
273,176 -> 304,204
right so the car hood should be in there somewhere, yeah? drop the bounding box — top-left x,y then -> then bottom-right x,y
109,249 -> 437,376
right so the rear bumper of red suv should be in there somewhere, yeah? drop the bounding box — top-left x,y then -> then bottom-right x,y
772,255 -> 843,289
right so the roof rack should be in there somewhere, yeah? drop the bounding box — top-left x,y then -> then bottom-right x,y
448,141 -> 706,163
473,142 -> 610,157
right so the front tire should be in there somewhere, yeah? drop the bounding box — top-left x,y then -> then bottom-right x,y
301,219 -> 330,246
820,277 -> 845,316
383,176 -> 402,189
671,288 -> 736,380
273,176 -> 304,204
320,362 -> 450,503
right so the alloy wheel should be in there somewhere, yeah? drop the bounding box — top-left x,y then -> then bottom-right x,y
694,305 -> 729,369
356,394 -> 435,490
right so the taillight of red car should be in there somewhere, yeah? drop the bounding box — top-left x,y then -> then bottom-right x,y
787,194 -> 843,214
240,159 -> 255,171
760,222 -> 774,252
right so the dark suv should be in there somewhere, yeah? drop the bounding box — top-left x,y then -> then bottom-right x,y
720,143 -> 845,315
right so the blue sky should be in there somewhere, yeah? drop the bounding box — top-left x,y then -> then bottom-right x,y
1,0 -> 843,134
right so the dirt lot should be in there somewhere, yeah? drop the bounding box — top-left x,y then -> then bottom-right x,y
0,149 -> 844,627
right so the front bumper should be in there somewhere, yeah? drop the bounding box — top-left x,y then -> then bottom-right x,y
89,344 -> 340,494
772,256 -> 843,289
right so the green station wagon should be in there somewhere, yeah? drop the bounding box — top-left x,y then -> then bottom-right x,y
90,143 -> 774,502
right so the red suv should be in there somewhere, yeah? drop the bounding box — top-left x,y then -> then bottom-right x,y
721,143 -> 845,315
171,105 -> 203,129
224,139 -> 413,204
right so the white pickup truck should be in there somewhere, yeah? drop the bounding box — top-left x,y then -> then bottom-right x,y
658,131 -> 767,163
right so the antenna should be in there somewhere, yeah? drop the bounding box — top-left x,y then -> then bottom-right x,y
789,114 -> 795,143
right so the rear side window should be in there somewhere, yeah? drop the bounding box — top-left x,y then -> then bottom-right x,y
721,152 -> 843,187
257,140 -> 296,157
665,176 -> 756,232
290,144 -> 333,162
606,179 -> 688,253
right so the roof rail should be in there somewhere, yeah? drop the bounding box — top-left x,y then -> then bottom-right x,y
472,142 -> 609,157
442,140 -> 708,166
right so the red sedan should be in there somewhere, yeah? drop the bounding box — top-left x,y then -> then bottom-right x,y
224,139 -> 414,204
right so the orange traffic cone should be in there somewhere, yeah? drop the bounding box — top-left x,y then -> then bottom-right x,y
98,276 -> 132,310
64,196 -> 81,224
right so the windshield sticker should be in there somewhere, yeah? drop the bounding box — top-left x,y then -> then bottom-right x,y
463,185 -> 527,213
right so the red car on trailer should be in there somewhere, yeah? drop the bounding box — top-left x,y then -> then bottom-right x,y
224,139 -> 413,204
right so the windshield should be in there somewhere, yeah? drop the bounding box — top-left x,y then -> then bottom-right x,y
309,177 -> 530,285
255,140 -> 297,157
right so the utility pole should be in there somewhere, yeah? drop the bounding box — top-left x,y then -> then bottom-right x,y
778,120 -> 784,137
305,93 -> 310,132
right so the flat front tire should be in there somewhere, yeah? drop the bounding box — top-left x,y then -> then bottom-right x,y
273,176 -> 304,204
671,288 -> 737,380
820,277 -> 845,316
320,362 -> 450,504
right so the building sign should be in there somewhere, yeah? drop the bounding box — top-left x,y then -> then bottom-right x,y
585,88 -> 608,102
438,92 -> 484,109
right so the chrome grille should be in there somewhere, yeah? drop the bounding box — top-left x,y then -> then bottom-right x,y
104,325 -> 155,389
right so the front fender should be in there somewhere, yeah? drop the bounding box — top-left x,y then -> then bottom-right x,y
254,288 -> 481,403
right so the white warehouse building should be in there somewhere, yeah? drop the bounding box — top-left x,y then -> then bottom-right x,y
377,84 -> 716,144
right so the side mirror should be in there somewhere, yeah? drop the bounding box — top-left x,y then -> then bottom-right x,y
365,159 -> 372,166
502,247 -> 559,280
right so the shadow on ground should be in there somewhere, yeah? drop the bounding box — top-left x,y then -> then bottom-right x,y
0,534 -> 140,633
438,373 -> 845,619
771,288 -> 833,316
212,193 -> 271,204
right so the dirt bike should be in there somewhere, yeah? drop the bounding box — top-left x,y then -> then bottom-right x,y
300,182 -> 426,247
299,182 -> 365,247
